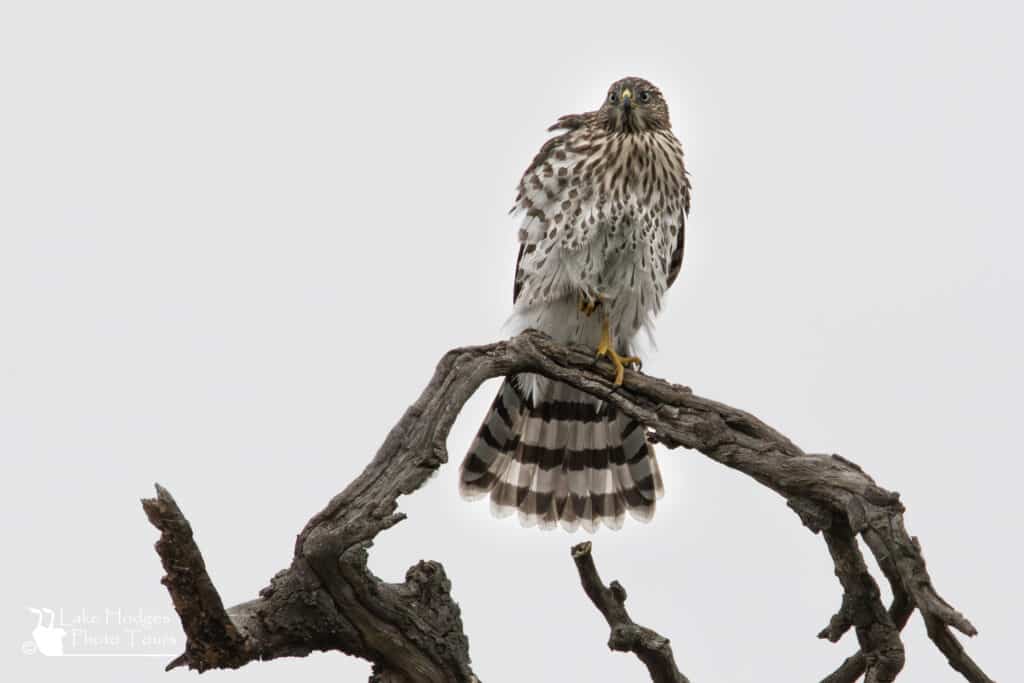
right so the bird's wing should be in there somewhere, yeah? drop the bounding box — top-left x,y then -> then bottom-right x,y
665,173 -> 692,291
513,242 -> 526,303
512,114 -> 597,304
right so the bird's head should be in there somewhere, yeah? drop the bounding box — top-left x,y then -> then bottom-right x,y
598,77 -> 670,133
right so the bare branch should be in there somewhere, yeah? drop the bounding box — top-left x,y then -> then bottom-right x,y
571,541 -> 689,683
817,518 -> 904,682
142,481 -> 475,680
141,330 -> 993,681
141,484 -> 251,671
819,538 -> 914,683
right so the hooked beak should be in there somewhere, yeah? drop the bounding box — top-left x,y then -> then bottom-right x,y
620,88 -> 633,111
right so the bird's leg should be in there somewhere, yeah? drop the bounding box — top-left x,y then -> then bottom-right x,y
596,314 -> 642,386
578,290 -> 603,317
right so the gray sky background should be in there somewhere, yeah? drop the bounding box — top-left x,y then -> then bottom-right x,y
2,1 -> 1020,681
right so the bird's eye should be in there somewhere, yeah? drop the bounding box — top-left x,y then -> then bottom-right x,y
608,92 -> 618,104
639,91 -> 651,103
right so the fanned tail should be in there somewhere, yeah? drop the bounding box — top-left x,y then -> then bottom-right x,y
459,376 -> 663,532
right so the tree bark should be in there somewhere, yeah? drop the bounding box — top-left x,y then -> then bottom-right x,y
142,330 -> 994,682
571,541 -> 690,683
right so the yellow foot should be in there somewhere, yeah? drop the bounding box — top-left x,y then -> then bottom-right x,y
596,317 -> 641,386
578,292 -> 603,317
596,346 -> 641,386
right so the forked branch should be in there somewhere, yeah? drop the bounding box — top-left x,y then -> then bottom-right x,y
141,330 -> 993,682
571,541 -> 689,683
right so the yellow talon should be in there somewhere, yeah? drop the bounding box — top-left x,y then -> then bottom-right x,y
578,293 -> 601,317
596,315 -> 641,386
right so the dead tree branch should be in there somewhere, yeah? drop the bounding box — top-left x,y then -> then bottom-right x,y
817,518 -> 904,682
142,485 -> 250,671
142,330 -> 993,681
571,541 -> 690,683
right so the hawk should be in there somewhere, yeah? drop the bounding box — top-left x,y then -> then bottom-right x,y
459,77 -> 691,531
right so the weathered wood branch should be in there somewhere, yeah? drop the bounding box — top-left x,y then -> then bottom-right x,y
571,541 -> 689,683
142,330 -> 993,681
817,518 -> 904,682
142,484 -> 251,671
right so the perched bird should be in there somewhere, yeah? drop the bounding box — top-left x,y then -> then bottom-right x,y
459,77 -> 691,531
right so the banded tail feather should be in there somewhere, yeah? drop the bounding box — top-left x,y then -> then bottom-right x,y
459,376 -> 664,532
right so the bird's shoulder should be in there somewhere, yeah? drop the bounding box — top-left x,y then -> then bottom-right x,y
524,112 -> 600,173
546,111 -> 595,133
515,111 -> 599,205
